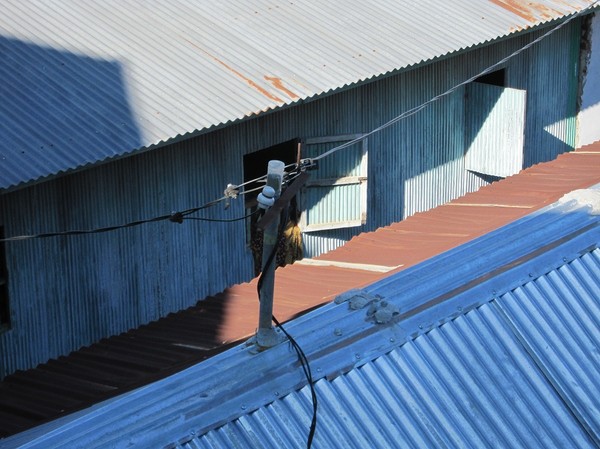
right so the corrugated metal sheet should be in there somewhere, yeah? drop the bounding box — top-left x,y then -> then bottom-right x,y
185,205 -> 600,449
190,299 -> 598,448
519,15 -> 582,166
0,292 -> 236,439
465,83 -> 527,177
497,252 -> 600,445
0,0 -> 596,190
301,136 -> 367,233
1,145 -> 598,447
0,137 -> 598,392
304,19 -> 585,255
0,133 -> 255,378
0,9 -> 589,379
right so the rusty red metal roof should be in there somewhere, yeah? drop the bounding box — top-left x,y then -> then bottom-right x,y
1,141 -> 599,439
217,141 -> 600,344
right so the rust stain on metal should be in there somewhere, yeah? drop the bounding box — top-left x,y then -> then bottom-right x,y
489,0 -> 578,23
264,76 -> 299,99
183,38 -> 283,103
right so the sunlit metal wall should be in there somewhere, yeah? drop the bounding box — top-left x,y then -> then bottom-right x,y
0,20 -> 582,378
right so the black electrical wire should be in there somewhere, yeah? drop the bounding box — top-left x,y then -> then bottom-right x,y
271,314 -> 318,448
0,165 -> 307,244
256,205 -> 318,449
183,209 -> 261,223
0,198 -> 253,243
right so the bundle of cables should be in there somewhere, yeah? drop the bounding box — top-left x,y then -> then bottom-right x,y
256,203 -> 318,449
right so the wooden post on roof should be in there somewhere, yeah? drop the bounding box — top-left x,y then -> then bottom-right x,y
255,167 -> 310,349
255,160 -> 285,348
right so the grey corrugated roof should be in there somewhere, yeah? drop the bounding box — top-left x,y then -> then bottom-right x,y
0,0 -> 597,190
191,297 -> 598,448
185,195 -> 600,449
3,186 -> 599,448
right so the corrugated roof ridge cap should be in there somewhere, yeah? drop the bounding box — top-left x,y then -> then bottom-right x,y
558,185 -> 600,215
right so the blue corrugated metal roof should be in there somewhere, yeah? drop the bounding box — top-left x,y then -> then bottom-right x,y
497,252 -> 600,444
187,300 -> 597,448
2,186 -> 598,448
183,194 -> 600,449
0,0 -> 597,191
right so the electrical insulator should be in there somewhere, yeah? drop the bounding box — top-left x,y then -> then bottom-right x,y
257,186 -> 276,209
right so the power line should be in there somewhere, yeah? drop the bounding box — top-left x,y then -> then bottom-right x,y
311,1 -> 600,163
0,170 -> 303,243
0,196 -> 249,242
183,209 -> 260,223
4,3 -> 597,243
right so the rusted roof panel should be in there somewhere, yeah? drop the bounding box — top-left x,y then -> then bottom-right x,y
0,0 -> 597,190
490,0 -> 588,23
0,141 -> 599,439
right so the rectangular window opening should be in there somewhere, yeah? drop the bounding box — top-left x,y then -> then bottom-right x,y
243,139 -> 300,275
474,68 -> 506,87
464,70 -> 526,179
300,134 -> 368,233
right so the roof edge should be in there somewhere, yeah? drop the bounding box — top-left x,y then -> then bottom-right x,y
3,7 -> 596,195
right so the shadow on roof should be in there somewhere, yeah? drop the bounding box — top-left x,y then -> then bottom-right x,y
0,35 -> 142,190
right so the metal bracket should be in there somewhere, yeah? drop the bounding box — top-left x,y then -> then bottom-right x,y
256,171 -> 310,232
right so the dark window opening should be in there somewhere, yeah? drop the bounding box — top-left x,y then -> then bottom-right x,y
0,226 -> 10,330
474,68 -> 506,87
243,139 -> 299,209
243,139 -> 302,275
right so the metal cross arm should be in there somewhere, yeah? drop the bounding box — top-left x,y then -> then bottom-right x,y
256,171 -> 310,232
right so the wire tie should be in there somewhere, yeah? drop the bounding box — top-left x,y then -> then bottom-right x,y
169,211 -> 184,224
224,183 -> 239,199
224,183 -> 240,210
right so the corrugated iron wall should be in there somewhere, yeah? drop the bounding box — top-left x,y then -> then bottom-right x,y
0,136 -> 254,377
0,21 -> 582,377
363,20 -> 580,229
513,18 -> 582,166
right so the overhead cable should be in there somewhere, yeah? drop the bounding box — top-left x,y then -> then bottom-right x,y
0,170 -> 301,243
3,2 -> 597,243
0,196 -> 247,242
311,1 -> 600,163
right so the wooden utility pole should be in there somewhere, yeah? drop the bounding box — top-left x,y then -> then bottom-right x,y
255,161 -> 283,348
255,167 -> 309,349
